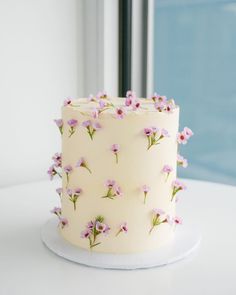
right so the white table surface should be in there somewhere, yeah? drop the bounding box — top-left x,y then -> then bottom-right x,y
0,178 -> 236,295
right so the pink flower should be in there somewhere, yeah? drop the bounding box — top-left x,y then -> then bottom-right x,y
92,122 -> 102,130
125,97 -> 133,106
67,188 -> 82,210
91,108 -> 99,119
111,144 -> 120,164
161,128 -> 169,137
95,221 -> 107,233
154,101 -> 165,112
76,157 -> 92,174
152,93 -> 167,103
162,165 -> 173,181
54,119 -> 63,135
171,179 -> 187,201
67,119 -> 78,127
81,216 -> 110,249
64,165 -> 73,187
115,107 -> 126,119
144,128 -> 153,137
116,222 -> 128,236
165,215 -> 173,225
52,152 -> 62,167
103,180 -> 122,199
63,98 -> 72,106
47,165 -> 62,180
67,119 -> 78,138
88,94 -> 96,102
82,120 -> 101,140
177,131 -> 187,144
142,185 -> 150,204
149,208 -> 170,234
63,165 -> 73,174
164,101 -> 175,113
50,207 -> 61,216
162,164 -> 173,174
153,208 -> 165,216
105,179 -> 116,188
114,185 -> 123,197
174,216 -> 183,225
56,187 -> 63,197
126,90 -> 136,99
87,221 -> 94,229
59,217 -> 68,229
82,120 -> 91,128
144,126 -> 169,150
132,100 -> 141,111
81,229 -> 92,238
96,91 -> 107,100
183,127 -> 194,139
177,154 -> 188,168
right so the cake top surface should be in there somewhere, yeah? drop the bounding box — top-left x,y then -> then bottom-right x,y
62,91 -> 179,116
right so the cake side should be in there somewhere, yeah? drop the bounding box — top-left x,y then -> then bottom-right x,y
49,93 -> 192,254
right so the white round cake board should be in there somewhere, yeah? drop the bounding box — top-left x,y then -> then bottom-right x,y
41,218 -> 201,270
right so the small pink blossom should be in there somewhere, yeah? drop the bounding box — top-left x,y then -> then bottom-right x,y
91,108 -> 99,119
183,127 -> 194,139
81,216 -> 110,249
63,165 -> 73,187
116,222 -> 128,236
115,107 -> 126,119
114,186 -> 123,197
149,209 -> 171,234
88,94 -> 96,102
95,221 -> 107,233
92,122 -> 102,130
81,229 -> 92,238
54,119 -> 63,135
111,144 -> 120,164
87,221 -> 94,229
63,98 -> 72,106
177,132 -> 188,144
82,120 -> 101,140
171,179 -> 187,201
76,157 -> 92,174
154,101 -> 165,112
47,165 -> 62,180
67,119 -> 78,137
56,187 -> 63,197
164,101 -> 175,113
152,93 -> 167,104
96,91 -> 107,100
177,154 -> 188,168
82,120 -> 91,128
52,152 -> 62,167
50,206 -> 61,216
132,100 -> 141,110
67,187 -> 82,210
105,179 -> 116,188
174,216 -> 183,225
67,119 -> 78,127
162,164 -> 173,181
163,215 -> 173,225
144,127 -> 169,150
153,208 -> 165,216
142,185 -> 150,204
103,180 -> 122,199
144,128 -> 153,137
59,217 -> 68,229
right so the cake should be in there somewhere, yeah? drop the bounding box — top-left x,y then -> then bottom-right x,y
48,91 -> 193,254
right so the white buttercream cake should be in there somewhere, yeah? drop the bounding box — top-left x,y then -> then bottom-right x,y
48,91 -> 193,254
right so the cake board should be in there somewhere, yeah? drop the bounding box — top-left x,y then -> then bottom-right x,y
41,218 -> 201,270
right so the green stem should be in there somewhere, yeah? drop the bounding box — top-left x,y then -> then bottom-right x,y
115,153 -> 118,164
85,166 -> 92,174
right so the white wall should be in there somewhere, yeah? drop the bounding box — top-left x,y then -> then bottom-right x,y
0,0 -> 83,187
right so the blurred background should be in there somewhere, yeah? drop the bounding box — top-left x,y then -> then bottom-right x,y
0,0 -> 235,187
154,0 -> 236,185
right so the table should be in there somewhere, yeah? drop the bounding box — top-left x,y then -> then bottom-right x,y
0,179 -> 236,295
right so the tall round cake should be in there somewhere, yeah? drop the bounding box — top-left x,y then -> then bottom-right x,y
49,91 -> 192,254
